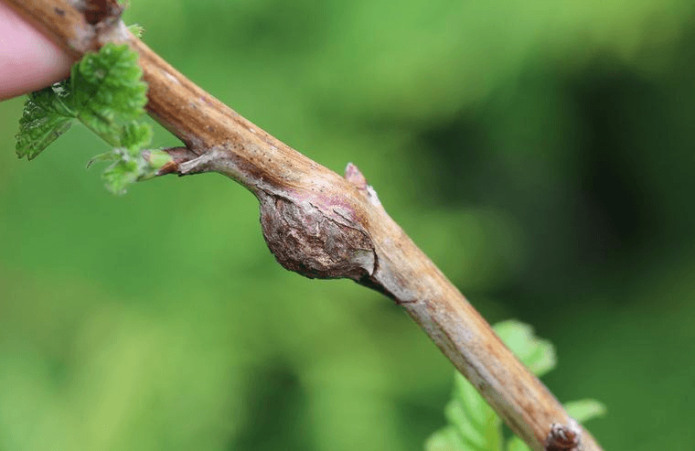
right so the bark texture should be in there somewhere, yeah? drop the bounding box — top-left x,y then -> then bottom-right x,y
4,2 -> 605,450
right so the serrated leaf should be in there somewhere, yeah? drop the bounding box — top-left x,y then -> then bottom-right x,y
15,42 -> 147,160
71,43 -> 148,144
425,321 -> 560,451
494,320 -> 556,377
95,145 -> 170,194
14,41 -> 159,195
102,153 -> 141,195
16,82 -> 76,160
120,121 -> 152,153
564,399 -> 607,423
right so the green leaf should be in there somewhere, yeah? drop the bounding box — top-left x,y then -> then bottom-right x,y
94,145 -> 170,195
142,149 -> 172,172
14,41 -> 162,194
71,43 -> 148,144
99,147 -> 144,195
444,372 -> 501,451
120,121 -> 152,153
505,437 -> 530,451
494,320 -> 556,377
425,426 -> 472,451
425,373 -> 501,451
16,43 -> 148,160
564,399 -> 607,423
16,81 -> 76,160
425,321 -> 561,451
128,23 -> 145,38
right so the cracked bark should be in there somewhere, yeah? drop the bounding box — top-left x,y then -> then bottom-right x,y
4,1 -> 604,450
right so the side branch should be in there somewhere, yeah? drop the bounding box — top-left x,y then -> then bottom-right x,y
5,1 -> 603,450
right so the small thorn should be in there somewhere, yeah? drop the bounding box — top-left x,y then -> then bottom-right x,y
345,162 -> 368,191
344,162 -> 382,207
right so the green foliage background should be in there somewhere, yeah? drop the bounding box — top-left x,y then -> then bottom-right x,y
1,0 -> 695,449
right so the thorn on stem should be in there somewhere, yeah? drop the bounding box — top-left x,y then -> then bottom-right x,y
344,162 -> 382,207
345,162 -> 368,190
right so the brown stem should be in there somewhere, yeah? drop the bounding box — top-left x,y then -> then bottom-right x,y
4,1 -> 604,450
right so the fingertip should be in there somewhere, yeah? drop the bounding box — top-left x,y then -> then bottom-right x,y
0,3 -> 74,100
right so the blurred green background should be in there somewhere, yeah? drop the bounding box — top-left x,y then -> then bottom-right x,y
2,0 -> 695,449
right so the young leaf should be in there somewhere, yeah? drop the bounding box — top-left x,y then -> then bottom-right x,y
120,121 -> 153,153
102,152 -> 141,194
94,142 -> 170,195
14,42 -> 165,194
94,143 -> 170,195
16,81 -> 75,160
71,43 -> 148,144
16,43 -> 148,159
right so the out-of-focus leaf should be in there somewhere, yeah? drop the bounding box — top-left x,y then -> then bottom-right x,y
425,320 -> 558,451
424,370 -> 501,451
425,426 -> 471,451
506,437 -> 530,451
494,320 -> 556,377
564,399 -> 607,423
